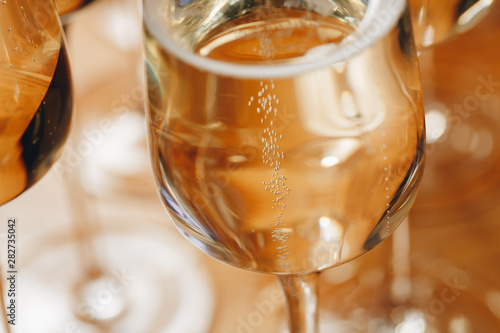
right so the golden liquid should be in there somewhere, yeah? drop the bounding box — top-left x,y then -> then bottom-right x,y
0,1 -> 72,205
196,9 -> 353,63
410,0 -> 496,48
145,8 -> 424,274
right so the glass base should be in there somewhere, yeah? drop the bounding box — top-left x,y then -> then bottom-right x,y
14,219 -> 215,333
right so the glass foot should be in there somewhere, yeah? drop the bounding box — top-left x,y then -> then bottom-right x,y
15,219 -> 215,332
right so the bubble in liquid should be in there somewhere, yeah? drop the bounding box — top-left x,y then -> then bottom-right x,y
251,80 -> 291,261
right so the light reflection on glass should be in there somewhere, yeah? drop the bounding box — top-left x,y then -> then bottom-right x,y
321,155 -> 341,167
425,109 -> 447,144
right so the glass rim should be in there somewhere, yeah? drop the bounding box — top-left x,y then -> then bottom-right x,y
143,0 -> 406,79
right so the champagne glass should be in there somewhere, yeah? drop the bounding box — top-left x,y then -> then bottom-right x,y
347,2 -> 500,331
410,0 -> 496,49
143,0 -> 425,331
1,0 -> 72,205
1,0 -> 72,331
411,0 -> 500,320
1,1 -> 217,332
409,0 -> 500,217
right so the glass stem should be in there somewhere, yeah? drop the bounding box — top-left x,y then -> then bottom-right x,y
63,169 -> 104,281
277,272 -> 320,333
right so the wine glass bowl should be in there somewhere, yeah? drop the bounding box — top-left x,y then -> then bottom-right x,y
0,1 -> 72,205
144,1 -> 425,331
144,0 -> 425,281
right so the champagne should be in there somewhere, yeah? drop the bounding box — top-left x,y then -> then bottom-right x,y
0,1 -> 73,205
410,0 -> 496,48
145,2 -> 424,273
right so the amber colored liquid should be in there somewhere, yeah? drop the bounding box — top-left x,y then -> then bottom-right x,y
0,43 -> 72,205
145,8 -> 424,274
